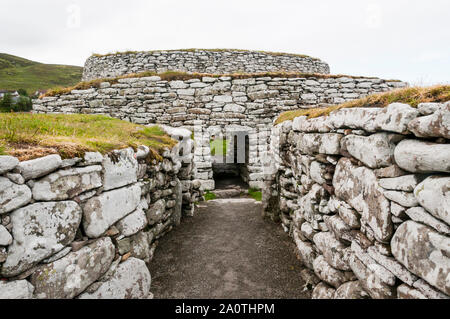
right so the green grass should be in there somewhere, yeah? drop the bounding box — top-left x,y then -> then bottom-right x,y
248,188 -> 262,201
210,139 -> 228,156
204,191 -> 217,201
275,85 -> 450,125
0,53 -> 82,95
0,113 -> 176,161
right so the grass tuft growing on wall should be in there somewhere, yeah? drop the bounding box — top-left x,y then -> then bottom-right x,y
275,85 -> 450,125
248,188 -> 262,201
204,191 -> 217,201
0,113 -> 176,161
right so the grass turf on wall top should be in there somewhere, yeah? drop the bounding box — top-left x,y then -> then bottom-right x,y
0,113 -> 176,161
41,70 -> 399,98
275,85 -> 450,125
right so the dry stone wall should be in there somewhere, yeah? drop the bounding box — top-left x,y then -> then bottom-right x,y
82,50 -> 331,81
264,102 -> 450,299
0,128 -> 203,299
33,75 -> 405,190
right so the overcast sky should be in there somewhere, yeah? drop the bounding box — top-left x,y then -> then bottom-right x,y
2,0 -> 449,85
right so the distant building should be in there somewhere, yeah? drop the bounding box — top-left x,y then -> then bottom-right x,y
0,90 -> 19,98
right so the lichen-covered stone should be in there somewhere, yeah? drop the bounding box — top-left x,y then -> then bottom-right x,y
116,200 -> 149,237
413,176 -> 449,225
342,133 -> 401,168
394,140 -> 450,173
348,254 -> 396,299
82,184 -> 141,238
297,133 -> 343,155
397,284 -> 427,299
313,232 -> 351,271
391,221 -> 450,295
334,281 -> 370,299
78,257 -> 151,299
0,177 -> 31,214
408,103 -> 449,139
0,155 -> 19,174
293,229 -> 317,270
313,255 -> 354,288
374,103 -> 419,134
1,201 -> 82,277
32,165 -> 102,201
17,154 -> 62,180
333,158 -> 393,242
0,225 -> 12,246
405,207 -> 450,235
0,280 -> 34,299
146,199 -> 166,225
383,190 -> 419,207
379,175 -> 419,192
102,148 -> 138,191
311,282 -> 336,299
31,237 -> 115,299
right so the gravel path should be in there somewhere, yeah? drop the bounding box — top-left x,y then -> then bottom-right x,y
148,198 -> 310,299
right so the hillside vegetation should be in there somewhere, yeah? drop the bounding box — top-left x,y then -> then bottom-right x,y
0,53 -> 82,94
275,85 -> 450,124
0,113 -> 176,161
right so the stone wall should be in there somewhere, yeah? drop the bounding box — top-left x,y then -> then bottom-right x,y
263,102 -> 449,299
33,74 -> 406,190
0,128 -> 203,299
82,50 -> 331,81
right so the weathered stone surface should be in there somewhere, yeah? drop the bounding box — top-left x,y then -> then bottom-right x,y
293,229 -> 316,270
408,104 -> 449,139
374,103 -> 419,134
313,255 -> 353,288
31,237 -> 115,299
310,161 -> 327,184
146,199 -> 166,225
1,201 -> 82,277
413,278 -> 450,299
367,246 -> 418,286
116,200 -> 149,237
342,133 -> 400,168
82,184 -> 141,238
0,225 -> 13,246
0,155 -> 19,174
78,258 -> 151,299
379,175 -> 419,192
405,207 -> 450,235
0,177 -> 32,214
374,165 -> 407,178
300,222 -> 318,241
102,148 -> 138,191
351,242 -> 396,286
417,102 -> 443,115
324,215 -> 352,242
17,154 -> 62,180
327,107 -> 380,132
311,282 -> 336,299
397,284 -> 427,299
334,281 -> 370,299
391,201 -> 407,218
313,232 -> 351,271
0,280 -> 34,299
333,158 -> 393,242
414,176 -> 449,225
383,190 -> 419,207
32,165 -> 102,201
394,140 -> 450,173
297,133 -> 343,155
348,254 -> 396,299
391,221 -> 450,295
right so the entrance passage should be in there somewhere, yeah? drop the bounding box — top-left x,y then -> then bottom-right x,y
148,199 -> 310,299
210,131 -> 250,190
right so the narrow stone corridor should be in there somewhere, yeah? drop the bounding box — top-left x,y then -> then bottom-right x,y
148,198 -> 310,299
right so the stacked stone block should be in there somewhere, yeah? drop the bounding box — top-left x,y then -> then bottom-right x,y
0,130 -> 201,299
264,102 -> 450,299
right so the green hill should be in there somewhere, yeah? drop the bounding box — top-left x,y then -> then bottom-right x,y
0,53 -> 83,95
